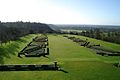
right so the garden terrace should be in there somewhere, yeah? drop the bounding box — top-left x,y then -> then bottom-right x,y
18,34 -> 49,57
73,38 -> 86,43
33,35 -> 48,42
0,63 -> 58,71
67,36 -> 76,40
24,46 -> 43,53
90,46 -> 120,53
65,36 -> 120,56
30,42 -> 48,47
96,50 -> 120,56
66,36 -> 87,43
25,48 -> 49,57
91,46 -> 120,56
80,42 -> 90,47
86,43 -> 100,48
63,35 -> 68,37
1,34 -> 120,80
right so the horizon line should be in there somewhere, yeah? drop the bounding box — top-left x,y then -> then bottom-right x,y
0,21 -> 120,26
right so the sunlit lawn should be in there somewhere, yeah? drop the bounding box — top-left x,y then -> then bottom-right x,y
0,34 -> 120,80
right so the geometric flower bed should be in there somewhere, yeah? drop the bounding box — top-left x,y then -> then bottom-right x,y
64,35 -> 120,56
18,34 -> 49,57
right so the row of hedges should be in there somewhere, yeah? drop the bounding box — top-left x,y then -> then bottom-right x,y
64,35 -> 120,56
18,34 -> 49,57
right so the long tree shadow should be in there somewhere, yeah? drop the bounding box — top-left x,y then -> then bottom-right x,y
0,47 -> 11,64
43,55 -> 50,59
56,64 -> 69,73
59,68 -> 69,73
0,39 -> 26,64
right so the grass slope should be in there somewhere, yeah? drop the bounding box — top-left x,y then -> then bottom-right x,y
0,34 -> 35,64
67,34 -> 120,63
68,34 -> 120,51
0,34 -> 120,80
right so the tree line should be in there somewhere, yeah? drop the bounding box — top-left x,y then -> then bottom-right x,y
0,21 -> 54,45
80,28 -> 120,44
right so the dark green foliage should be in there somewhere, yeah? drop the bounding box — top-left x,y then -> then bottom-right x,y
0,21 -> 54,45
80,28 -> 120,44
61,28 -> 120,44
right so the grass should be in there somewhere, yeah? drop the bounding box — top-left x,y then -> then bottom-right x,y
66,34 -> 120,63
48,35 -> 98,60
0,34 -> 120,80
0,34 -> 36,64
68,34 -> 120,51
0,34 -> 51,64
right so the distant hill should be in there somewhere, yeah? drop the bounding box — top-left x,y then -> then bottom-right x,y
2,22 -> 55,33
48,24 -> 61,32
0,21 -> 55,43
49,24 -> 120,31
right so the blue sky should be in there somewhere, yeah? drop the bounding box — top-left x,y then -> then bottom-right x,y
0,0 -> 120,25
50,0 -> 120,25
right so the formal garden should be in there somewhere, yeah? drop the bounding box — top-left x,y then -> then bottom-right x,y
0,34 -> 120,80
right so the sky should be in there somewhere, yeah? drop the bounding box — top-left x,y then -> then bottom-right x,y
0,0 -> 120,25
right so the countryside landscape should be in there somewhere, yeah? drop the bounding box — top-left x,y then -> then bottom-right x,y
0,0 -> 120,80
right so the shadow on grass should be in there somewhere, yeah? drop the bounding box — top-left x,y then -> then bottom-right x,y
17,38 -> 27,43
0,39 -> 27,64
43,55 -> 50,59
113,63 -> 120,68
59,68 -> 69,73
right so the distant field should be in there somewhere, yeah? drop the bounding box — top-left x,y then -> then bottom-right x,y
60,29 -> 84,32
0,34 -> 120,80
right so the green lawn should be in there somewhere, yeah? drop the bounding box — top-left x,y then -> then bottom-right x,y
68,34 -> 120,51
0,34 -> 51,64
0,34 -> 120,80
66,34 -> 120,63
